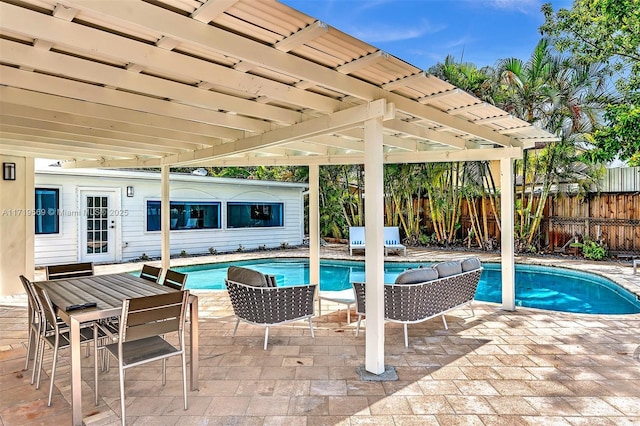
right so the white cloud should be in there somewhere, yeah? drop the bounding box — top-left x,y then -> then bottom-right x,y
349,19 -> 446,43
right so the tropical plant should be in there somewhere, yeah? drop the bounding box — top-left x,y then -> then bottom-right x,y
571,237 -> 608,260
496,40 -> 611,250
541,0 -> 640,164
428,55 -> 497,103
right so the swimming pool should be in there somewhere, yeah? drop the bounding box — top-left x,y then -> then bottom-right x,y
174,258 -> 640,315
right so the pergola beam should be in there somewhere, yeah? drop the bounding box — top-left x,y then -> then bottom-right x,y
0,102 -> 212,149
166,99 -> 393,165
275,21 -> 329,52
191,0 -> 240,23
0,65 -> 269,134
0,39 -> 300,125
183,146 -> 524,167
0,87 -> 240,141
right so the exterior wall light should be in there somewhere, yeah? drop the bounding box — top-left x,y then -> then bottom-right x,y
3,162 -> 16,181
126,186 -> 134,197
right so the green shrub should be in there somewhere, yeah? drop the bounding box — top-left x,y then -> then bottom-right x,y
582,239 -> 607,260
571,238 -> 607,260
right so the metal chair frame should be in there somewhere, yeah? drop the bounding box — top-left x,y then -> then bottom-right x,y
94,291 -> 189,426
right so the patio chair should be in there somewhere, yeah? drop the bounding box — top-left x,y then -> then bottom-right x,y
19,275 -> 45,384
140,264 -> 162,283
383,226 -> 406,256
349,226 -> 365,255
45,262 -> 94,280
162,269 -> 188,290
94,291 -> 189,426
31,282 -> 98,406
225,266 -> 316,350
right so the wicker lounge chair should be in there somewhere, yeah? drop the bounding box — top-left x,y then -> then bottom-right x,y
352,257 -> 483,347
225,266 -> 317,350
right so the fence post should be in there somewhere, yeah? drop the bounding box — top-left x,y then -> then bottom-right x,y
585,218 -> 590,240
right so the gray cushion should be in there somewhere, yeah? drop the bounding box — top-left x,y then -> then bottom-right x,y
394,267 -> 438,284
434,261 -> 463,278
461,257 -> 482,272
227,266 -> 268,287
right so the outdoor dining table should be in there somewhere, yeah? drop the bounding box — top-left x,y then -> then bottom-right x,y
33,272 -> 199,426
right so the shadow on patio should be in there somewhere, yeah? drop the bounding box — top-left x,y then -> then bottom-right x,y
1,289 -> 639,425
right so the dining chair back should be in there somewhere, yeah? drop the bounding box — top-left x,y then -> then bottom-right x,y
162,269 -> 188,290
19,275 -> 43,384
140,264 -> 162,283
96,291 -> 189,425
45,262 -> 94,280
32,284 -> 96,406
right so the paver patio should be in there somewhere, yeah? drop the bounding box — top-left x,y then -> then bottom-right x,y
1,246 -> 639,425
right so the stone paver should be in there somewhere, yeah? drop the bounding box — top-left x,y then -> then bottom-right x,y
1,246 -> 639,425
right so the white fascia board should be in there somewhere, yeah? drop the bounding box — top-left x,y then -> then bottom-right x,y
36,165 -> 308,189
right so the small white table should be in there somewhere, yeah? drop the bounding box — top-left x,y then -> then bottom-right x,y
318,289 -> 355,324
633,259 -> 639,274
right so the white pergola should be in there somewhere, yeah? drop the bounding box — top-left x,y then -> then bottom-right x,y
0,0 -> 556,375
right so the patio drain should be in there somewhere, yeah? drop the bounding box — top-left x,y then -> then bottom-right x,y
356,365 -> 398,381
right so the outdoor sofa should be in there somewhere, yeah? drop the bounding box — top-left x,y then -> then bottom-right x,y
352,257 -> 483,347
225,266 -> 316,350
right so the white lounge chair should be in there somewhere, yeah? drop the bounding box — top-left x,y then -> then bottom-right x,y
349,226 -> 365,255
384,226 -> 406,256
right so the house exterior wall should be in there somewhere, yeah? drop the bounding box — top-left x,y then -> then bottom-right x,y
0,155 -> 35,296
34,167 -> 307,266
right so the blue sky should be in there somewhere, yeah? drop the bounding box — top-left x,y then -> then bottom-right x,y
282,0 -> 573,70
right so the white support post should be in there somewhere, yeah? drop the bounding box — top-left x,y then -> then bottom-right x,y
500,158 -> 515,311
364,115 -> 385,375
161,165 -> 170,272
309,164 -> 320,287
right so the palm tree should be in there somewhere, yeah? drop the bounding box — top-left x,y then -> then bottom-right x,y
496,40 -> 612,250
429,55 -> 496,102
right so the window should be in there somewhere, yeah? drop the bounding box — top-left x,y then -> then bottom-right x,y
35,188 -> 59,234
146,201 -> 221,231
227,202 -> 283,228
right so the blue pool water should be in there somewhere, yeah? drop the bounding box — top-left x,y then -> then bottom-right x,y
174,258 -> 640,315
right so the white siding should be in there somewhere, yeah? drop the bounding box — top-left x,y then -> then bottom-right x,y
34,169 -> 306,266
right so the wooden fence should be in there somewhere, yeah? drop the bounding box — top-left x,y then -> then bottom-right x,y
414,193 -> 640,256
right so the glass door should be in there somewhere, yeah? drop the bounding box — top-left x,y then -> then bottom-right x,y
81,191 -> 116,263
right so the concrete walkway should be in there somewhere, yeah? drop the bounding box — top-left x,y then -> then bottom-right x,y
1,246 -> 639,425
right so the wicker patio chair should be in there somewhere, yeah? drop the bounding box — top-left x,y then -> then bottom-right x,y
225,266 -> 317,350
